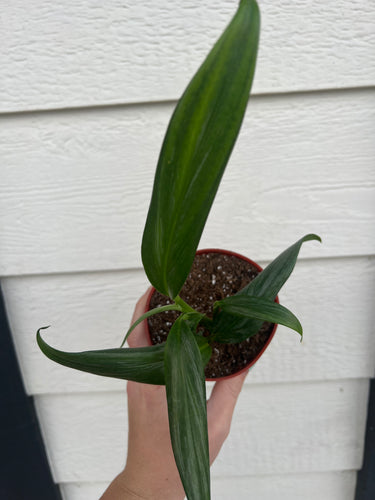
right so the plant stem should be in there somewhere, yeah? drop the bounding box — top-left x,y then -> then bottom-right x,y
120,304 -> 182,347
174,296 -> 215,339
199,315 -> 213,330
174,296 -> 197,314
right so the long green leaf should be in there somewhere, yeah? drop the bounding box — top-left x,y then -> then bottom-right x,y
142,0 -> 260,298
213,234 -> 321,342
213,295 -> 302,343
119,303 -> 182,347
164,315 -> 210,500
37,325 -> 212,385
37,327 -> 166,385
238,234 -> 321,299
195,335 -> 213,368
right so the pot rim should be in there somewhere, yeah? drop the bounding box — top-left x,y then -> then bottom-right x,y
144,248 -> 278,382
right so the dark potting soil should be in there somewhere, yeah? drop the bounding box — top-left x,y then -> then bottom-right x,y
147,252 -> 274,379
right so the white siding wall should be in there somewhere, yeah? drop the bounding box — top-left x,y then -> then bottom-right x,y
2,1 -> 375,499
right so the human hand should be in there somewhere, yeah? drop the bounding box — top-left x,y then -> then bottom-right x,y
101,290 -> 248,499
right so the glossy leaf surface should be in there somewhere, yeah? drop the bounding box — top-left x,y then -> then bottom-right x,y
213,295 -> 302,343
164,315 -> 210,500
213,234 -> 321,342
37,325 -> 212,385
37,328 -> 166,384
238,234 -> 321,299
120,303 -> 182,347
142,0 -> 260,298
195,335 -> 213,368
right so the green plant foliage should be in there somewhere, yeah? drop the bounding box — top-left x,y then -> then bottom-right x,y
239,234 -> 321,299
37,327 -> 166,385
212,234 -> 320,342
195,335 -> 213,367
120,303 -> 182,348
213,295 -> 303,342
36,1 -> 321,499
142,0 -> 260,299
164,315 -> 210,500
37,326 -> 212,386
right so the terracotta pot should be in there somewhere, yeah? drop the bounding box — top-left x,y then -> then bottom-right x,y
144,248 -> 278,381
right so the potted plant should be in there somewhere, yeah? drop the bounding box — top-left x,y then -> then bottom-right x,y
37,1 -> 320,498
144,248 -> 281,381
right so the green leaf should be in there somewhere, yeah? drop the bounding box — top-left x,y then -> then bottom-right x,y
213,234 -> 321,342
37,324 -> 212,385
195,335 -> 213,368
164,315 -> 210,500
238,234 -> 321,300
37,327 -> 166,385
213,295 -> 302,343
142,0 -> 260,298
119,303 -> 182,347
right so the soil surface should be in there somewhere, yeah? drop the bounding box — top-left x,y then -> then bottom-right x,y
147,251 -> 274,378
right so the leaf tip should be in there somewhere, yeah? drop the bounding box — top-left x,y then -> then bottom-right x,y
37,325 -> 51,336
299,328 -> 303,343
305,233 -> 322,244
36,326 -> 52,354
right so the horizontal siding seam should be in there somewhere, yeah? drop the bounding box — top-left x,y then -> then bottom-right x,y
0,85 -> 374,119
30,377 -> 371,399
1,254 -> 374,281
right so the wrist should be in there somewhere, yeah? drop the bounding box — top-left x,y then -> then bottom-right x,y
103,467 -> 185,500
100,472 -> 147,499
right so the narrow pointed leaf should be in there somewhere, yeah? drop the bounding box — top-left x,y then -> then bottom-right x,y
238,234 -> 321,299
213,234 -> 321,342
164,315 -> 210,500
120,303 -> 182,347
213,295 -> 302,343
195,335 -> 213,368
142,0 -> 260,298
37,325 -> 212,385
37,328 -> 166,384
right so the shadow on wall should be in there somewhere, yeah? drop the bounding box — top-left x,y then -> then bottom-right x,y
0,286 -> 62,500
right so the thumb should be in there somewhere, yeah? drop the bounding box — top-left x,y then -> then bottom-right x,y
127,288 -> 153,348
